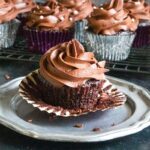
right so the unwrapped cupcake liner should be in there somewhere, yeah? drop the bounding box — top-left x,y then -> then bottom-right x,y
74,19 -> 87,44
85,31 -> 136,61
0,19 -> 20,49
19,70 -> 126,117
132,25 -> 150,48
38,73 -> 103,110
24,27 -> 74,54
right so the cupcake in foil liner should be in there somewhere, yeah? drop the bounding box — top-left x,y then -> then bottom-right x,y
74,19 -> 87,45
19,70 -> 126,117
0,19 -> 20,49
24,27 -> 74,54
85,31 -> 136,61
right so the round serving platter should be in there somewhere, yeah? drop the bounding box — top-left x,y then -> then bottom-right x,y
0,76 -> 150,142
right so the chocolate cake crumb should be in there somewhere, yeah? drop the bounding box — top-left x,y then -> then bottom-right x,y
73,123 -> 84,128
111,123 -> 115,126
4,74 -> 11,80
28,119 -> 32,123
92,128 -> 101,132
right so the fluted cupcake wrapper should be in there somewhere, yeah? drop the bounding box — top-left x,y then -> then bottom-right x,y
0,19 -> 20,50
24,27 -> 74,54
85,31 -> 136,61
19,70 -> 126,117
132,25 -> 150,48
74,19 -> 87,44
38,73 -> 103,110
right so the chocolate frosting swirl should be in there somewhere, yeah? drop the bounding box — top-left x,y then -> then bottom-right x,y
59,0 -> 93,21
39,39 -> 107,88
88,0 -> 139,35
12,0 -> 36,13
0,0 -> 19,23
26,0 -> 73,30
124,0 -> 150,21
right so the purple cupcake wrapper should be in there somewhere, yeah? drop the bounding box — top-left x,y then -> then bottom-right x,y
24,27 -> 74,54
132,25 -> 150,48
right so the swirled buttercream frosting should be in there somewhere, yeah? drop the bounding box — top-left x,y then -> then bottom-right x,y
0,0 -> 19,23
26,0 -> 73,30
12,0 -> 36,13
124,0 -> 150,21
58,0 -> 93,21
88,0 -> 139,35
39,39 -> 108,88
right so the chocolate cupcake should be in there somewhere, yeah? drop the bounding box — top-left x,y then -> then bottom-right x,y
19,39 -> 126,117
0,0 -> 20,49
24,0 -> 74,54
59,0 -> 93,44
124,0 -> 150,48
85,0 -> 138,61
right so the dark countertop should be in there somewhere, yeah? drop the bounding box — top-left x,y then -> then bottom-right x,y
0,59 -> 150,150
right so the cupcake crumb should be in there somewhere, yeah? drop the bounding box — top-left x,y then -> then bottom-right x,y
4,74 -> 11,80
73,123 -> 84,128
49,114 -> 56,121
92,128 -> 101,132
27,119 -> 33,123
111,123 -> 115,126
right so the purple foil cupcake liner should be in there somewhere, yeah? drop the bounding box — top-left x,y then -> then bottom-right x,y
24,27 -> 74,54
19,70 -> 126,117
132,25 -> 150,48
85,31 -> 136,61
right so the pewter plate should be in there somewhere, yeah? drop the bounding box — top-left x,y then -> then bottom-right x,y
0,76 -> 150,142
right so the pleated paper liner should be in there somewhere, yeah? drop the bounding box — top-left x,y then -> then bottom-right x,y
19,70 -> 126,117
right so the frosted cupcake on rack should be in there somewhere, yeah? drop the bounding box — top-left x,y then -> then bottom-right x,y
58,0 -> 93,44
0,0 -> 20,49
85,0 -> 139,61
124,0 -> 150,48
19,39 -> 126,117
24,0 -> 74,54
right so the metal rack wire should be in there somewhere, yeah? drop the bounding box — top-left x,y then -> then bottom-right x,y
0,38 -> 150,75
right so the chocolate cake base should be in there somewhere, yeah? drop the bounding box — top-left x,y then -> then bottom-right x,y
38,73 -> 105,110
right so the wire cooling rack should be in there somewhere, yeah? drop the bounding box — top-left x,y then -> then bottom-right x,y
0,38 -> 150,75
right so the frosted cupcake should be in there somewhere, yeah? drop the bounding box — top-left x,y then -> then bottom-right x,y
24,0 -> 74,54
0,0 -> 20,49
19,39 -> 126,117
58,0 -> 93,44
85,0 -> 139,61
124,0 -> 150,48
